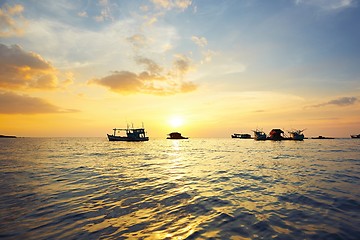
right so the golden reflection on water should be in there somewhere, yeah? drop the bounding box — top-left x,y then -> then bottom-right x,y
1,138 -> 359,239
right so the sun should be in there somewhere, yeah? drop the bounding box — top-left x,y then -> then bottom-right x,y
168,116 -> 184,128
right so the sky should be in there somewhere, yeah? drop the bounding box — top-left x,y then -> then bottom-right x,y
0,0 -> 359,138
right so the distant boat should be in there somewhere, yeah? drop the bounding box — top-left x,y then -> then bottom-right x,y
350,134 -> 360,138
0,134 -> 16,138
311,136 -> 334,139
231,133 -> 252,139
252,129 -> 267,140
107,126 -> 149,142
253,128 -> 304,141
288,129 -> 305,141
167,132 -> 188,139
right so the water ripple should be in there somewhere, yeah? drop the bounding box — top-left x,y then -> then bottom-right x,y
0,138 -> 359,239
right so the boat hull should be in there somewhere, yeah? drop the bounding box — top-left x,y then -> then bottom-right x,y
0,135 -> 16,138
311,136 -> 334,139
232,134 -> 252,139
107,134 -> 149,142
167,137 -> 188,139
351,134 -> 360,138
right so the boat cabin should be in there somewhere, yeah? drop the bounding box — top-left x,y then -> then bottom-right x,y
269,129 -> 284,140
167,132 -> 188,139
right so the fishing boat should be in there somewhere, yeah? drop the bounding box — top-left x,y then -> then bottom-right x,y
231,133 -> 252,139
350,134 -> 360,138
167,132 -> 188,139
268,129 -> 285,141
288,129 -> 305,141
311,136 -> 334,139
107,126 -> 149,142
253,128 -> 305,141
252,129 -> 267,140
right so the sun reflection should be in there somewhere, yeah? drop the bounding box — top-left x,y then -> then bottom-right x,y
171,139 -> 181,151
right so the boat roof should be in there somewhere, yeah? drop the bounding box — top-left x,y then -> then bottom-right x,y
270,128 -> 284,132
113,128 -> 145,131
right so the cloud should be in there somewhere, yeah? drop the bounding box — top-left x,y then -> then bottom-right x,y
174,0 -> 192,10
89,55 -> 197,95
143,0 -> 192,25
311,96 -> 358,107
135,57 -> 164,78
295,0 -> 356,11
0,3 -> 27,37
0,43 -> 58,90
78,11 -> 88,17
0,92 -> 78,114
191,36 -> 208,48
172,54 -> 192,76
127,34 -> 148,50
94,0 -> 114,22
327,96 -> 358,106
201,50 -> 216,64
89,71 -> 142,93
151,0 -> 192,10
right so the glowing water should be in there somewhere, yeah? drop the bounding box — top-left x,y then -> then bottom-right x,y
0,138 -> 359,239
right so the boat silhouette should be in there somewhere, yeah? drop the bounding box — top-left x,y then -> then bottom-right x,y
167,132 -> 188,139
107,125 -> 149,142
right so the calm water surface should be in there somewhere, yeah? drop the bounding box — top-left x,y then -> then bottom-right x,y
0,138 -> 359,239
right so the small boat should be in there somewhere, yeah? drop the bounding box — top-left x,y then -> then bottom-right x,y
288,129 -> 305,141
0,134 -> 16,138
311,136 -> 334,139
107,126 -> 149,142
268,128 -> 285,141
231,133 -> 252,139
350,134 -> 360,138
167,132 -> 188,139
252,129 -> 267,140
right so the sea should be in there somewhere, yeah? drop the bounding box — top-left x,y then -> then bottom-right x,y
0,137 -> 359,240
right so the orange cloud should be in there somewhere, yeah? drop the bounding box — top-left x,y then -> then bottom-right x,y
0,44 -> 58,90
0,3 -> 27,37
0,92 -> 78,114
89,55 -> 197,95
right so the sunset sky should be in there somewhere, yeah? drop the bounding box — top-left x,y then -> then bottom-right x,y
1,0 -> 359,138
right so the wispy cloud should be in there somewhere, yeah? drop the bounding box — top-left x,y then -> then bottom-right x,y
0,44 -> 59,90
311,96 -> 358,107
77,11 -> 88,17
201,50 -> 216,64
191,36 -> 208,48
141,0 -> 193,26
151,0 -> 192,11
0,3 -> 27,37
295,0 -> 356,11
0,92 -> 78,114
127,34 -> 149,51
94,0 -> 114,22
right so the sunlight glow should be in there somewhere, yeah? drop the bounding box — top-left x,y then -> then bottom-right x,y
168,116 -> 184,128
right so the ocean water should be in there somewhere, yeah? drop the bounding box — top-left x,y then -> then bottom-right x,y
0,137 -> 359,240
